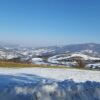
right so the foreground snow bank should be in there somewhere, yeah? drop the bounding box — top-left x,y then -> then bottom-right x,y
0,68 -> 100,100
0,68 -> 100,82
0,74 -> 100,100
14,80 -> 100,100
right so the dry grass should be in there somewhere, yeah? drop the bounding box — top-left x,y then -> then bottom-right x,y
0,61 -> 66,68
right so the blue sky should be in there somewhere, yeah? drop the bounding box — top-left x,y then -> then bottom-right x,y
0,0 -> 100,47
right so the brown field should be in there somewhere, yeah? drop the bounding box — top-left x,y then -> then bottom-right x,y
0,61 -> 66,68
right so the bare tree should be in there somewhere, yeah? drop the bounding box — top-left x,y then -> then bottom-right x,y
73,57 -> 86,68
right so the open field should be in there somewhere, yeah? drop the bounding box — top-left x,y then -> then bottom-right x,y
0,67 -> 100,82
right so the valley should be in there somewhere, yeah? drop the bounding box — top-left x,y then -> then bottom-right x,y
0,43 -> 100,70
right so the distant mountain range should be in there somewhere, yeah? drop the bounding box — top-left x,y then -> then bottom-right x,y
57,43 -> 100,53
1,42 -> 100,54
37,43 -> 100,56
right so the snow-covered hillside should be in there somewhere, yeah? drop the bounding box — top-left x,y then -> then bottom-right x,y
1,43 -> 100,69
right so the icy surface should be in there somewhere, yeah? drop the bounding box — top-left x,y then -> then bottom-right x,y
0,68 -> 100,100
